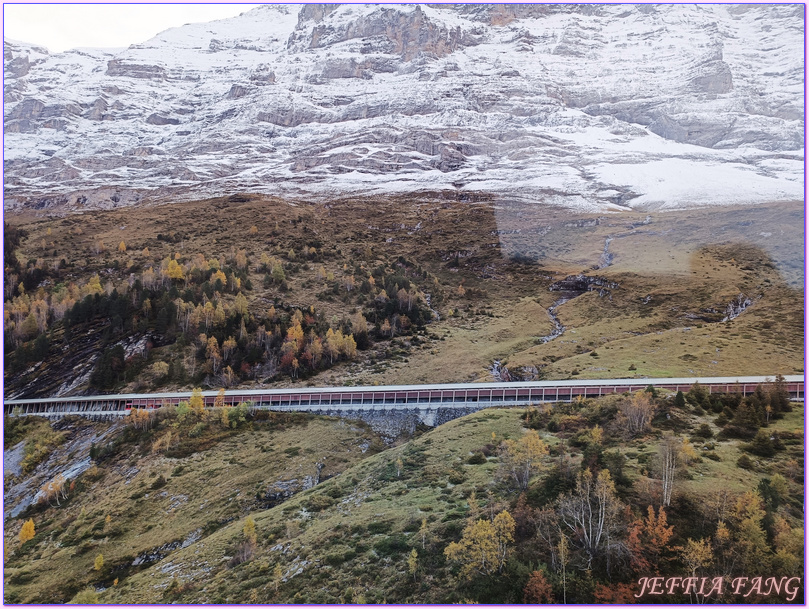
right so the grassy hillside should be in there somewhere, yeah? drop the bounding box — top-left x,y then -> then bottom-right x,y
3,410 -> 385,604
4,196 -> 803,397
5,381 -> 803,604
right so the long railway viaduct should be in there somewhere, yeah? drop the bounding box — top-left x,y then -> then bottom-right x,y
5,376 -> 803,438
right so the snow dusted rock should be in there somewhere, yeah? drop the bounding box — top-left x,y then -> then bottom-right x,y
3,4 -> 804,211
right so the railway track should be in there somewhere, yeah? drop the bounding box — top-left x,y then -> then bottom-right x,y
4,375 -> 803,420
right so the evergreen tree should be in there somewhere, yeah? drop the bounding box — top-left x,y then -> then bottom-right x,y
747,430 -> 775,457
734,397 -> 762,431
768,374 -> 791,415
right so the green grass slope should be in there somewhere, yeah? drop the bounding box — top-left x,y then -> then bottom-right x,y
99,395 -> 803,604
3,411 -> 384,604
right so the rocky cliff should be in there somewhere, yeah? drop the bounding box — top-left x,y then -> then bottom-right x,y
3,4 -> 804,211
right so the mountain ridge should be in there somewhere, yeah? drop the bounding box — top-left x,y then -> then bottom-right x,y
3,3 -> 804,212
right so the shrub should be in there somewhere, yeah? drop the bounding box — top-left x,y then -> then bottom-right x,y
367,521 -> 393,535
83,465 -> 104,482
373,534 -> 408,556
746,430 -> 775,457
21,426 -> 66,473
467,452 -> 487,465
447,469 -> 466,485
694,424 -> 714,439
305,494 -> 335,512
188,422 -> 206,438
227,540 -> 255,567
325,485 -> 345,499
324,548 -> 357,565
736,454 -> 754,470
68,589 -> 99,604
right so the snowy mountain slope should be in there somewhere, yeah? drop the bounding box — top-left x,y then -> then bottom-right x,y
3,4 -> 804,211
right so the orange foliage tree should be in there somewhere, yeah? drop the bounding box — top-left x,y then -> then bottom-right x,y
626,505 -> 674,574
523,570 -> 553,603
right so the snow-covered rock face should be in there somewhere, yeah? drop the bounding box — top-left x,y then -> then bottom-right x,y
3,4 -> 804,212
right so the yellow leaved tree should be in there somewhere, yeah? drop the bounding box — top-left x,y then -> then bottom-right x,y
19,518 -> 35,543
498,430 -> 548,491
444,510 -> 515,578
189,387 -> 205,415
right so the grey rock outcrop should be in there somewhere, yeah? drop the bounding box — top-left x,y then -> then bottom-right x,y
3,4 -> 803,211
146,113 -> 180,126
106,59 -> 166,80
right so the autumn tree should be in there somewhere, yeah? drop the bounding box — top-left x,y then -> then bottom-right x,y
235,249 -> 248,270
729,490 -> 771,574
222,336 -> 237,361
627,505 -> 674,573
206,336 -> 222,374
618,391 -> 656,436
118,241 -> 126,253
658,434 -> 697,506
19,518 -> 35,543
151,361 -> 169,379
232,515 -> 257,566
771,515 -> 803,575
244,515 -> 257,546
221,365 -> 237,388
342,275 -> 356,292
41,473 -> 69,507
498,430 -> 549,491
129,408 -> 154,431
408,548 -> 418,582
151,430 -> 174,454
523,570 -> 553,603
380,318 -> 393,337
189,387 -> 205,415
444,510 -> 516,578
557,469 -> 622,570
164,259 -> 184,281
593,583 -> 638,603
680,538 -> 713,579
342,334 -> 357,359
325,328 -> 343,363
271,262 -> 286,284
284,321 -> 304,356
233,292 -> 249,317
94,553 -> 104,571
420,517 -> 429,550
558,534 -> 569,603
351,311 -> 369,347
